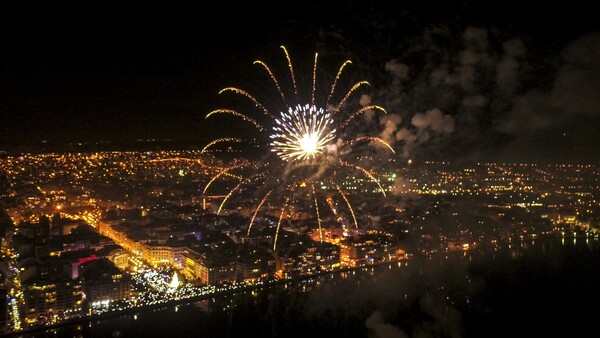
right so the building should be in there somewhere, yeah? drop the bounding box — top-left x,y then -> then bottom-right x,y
21,262 -> 83,324
275,241 -> 341,277
235,245 -> 275,283
80,258 -> 132,310
140,242 -> 185,268
339,234 -> 400,267
182,248 -> 236,286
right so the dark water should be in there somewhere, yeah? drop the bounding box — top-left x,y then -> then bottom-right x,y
14,237 -> 600,338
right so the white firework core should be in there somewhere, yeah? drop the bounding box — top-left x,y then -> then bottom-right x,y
299,133 -> 319,156
270,104 -> 337,161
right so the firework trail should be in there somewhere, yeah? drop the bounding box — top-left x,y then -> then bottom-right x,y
341,105 -> 388,128
335,81 -> 371,112
149,157 -> 206,167
338,160 -> 387,196
201,137 -> 244,154
334,182 -> 358,228
206,109 -> 265,131
247,190 -> 272,236
217,172 -> 266,215
281,46 -> 298,99
273,195 -> 291,251
344,136 -> 395,154
312,53 -> 318,106
218,88 -> 274,119
202,164 -> 245,195
327,60 -> 352,106
254,60 -> 287,104
311,184 -> 323,243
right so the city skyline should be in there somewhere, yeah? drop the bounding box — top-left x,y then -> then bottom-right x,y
1,1 -> 599,164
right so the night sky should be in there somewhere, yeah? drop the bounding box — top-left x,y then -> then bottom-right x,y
1,1 -> 598,163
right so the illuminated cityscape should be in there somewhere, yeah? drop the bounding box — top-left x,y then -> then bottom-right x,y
0,151 -> 597,334
1,2 -> 599,337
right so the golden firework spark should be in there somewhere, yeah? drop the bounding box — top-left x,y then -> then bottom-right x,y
253,60 -> 287,104
273,195 -> 290,251
202,164 -> 244,195
345,136 -> 395,154
218,88 -> 273,118
327,60 -> 352,106
247,190 -> 272,236
281,45 -> 298,98
334,182 -> 358,228
339,160 -> 387,197
335,81 -> 371,112
312,53 -> 318,106
200,137 -> 244,154
341,105 -> 388,128
206,109 -> 265,131
311,184 -> 323,243
148,157 -> 206,167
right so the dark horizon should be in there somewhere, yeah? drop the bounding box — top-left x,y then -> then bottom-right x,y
1,1 -> 599,163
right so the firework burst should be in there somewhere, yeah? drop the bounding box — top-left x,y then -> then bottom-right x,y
270,104 -> 337,161
204,46 -> 392,251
